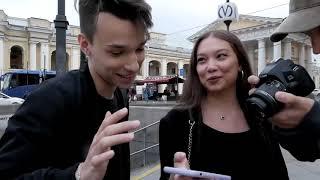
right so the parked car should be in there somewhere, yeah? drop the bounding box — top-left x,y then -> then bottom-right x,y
0,92 -> 25,105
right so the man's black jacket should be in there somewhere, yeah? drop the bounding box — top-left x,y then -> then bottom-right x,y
0,65 -> 130,180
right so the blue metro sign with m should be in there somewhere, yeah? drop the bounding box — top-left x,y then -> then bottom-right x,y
217,2 -> 239,22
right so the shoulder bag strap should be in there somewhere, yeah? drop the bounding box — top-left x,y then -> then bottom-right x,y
187,108 -> 196,166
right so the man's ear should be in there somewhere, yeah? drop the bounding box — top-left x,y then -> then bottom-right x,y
78,33 -> 90,56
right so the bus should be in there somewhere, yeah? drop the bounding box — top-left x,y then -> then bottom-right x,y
0,70 -> 56,99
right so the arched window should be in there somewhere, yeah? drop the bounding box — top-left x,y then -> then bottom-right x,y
10,45 -> 23,69
51,51 -> 69,71
183,64 -> 189,78
167,62 -> 178,75
148,60 -> 160,76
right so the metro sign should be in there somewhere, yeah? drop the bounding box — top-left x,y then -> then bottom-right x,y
217,2 -> 239,22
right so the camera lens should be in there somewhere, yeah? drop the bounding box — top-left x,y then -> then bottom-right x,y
246,80 -> 285,119
246,96 -> 268,119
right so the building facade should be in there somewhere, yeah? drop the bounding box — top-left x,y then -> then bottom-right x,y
1,11 -> 319,96
189,14 -> 320,88
0,10 -> 80,75
0,10 -> 191,95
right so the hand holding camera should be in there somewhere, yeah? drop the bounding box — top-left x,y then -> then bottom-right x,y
247,58 -> 315,128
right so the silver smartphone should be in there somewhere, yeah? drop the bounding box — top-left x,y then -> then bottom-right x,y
163,166 -> 231,180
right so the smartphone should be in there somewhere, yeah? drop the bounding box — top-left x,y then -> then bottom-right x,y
163,166 -> 231,180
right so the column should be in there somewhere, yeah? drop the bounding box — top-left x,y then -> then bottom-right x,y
40,42 -> 49,70
310,47 -> 314,61
247,45 -> 255,73
273,41 -> 282,61
258,39 -> 266,74
305,46 -> 312,72
159,59 -> 167,93
143,60 -> 149,78
316,76 -> 320,89
309,47 -> 317,87
29,42 -> 37,70
298,44 -> 305,67
71,46 -> 80,70
0,37 -> 4,75
178,61 -> 184,95
283,39 -> 292,60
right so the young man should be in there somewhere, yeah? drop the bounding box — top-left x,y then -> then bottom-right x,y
249,0 -> 320,158
0,0 -> 153,179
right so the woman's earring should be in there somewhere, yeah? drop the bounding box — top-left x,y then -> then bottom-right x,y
84,50 -> 89,59
239,70 -> 244,79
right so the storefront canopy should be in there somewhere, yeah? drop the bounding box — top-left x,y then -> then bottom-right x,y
135,75 -> 184,85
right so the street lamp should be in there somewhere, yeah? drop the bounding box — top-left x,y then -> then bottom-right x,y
54,0 -> 69,77
217,0 -> 239,31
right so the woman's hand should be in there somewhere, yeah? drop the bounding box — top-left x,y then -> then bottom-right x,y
170,152 -> 192,180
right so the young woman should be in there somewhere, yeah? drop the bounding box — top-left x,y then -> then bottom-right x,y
159,30 -> 308,180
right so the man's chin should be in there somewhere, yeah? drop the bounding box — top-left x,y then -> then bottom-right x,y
117,83 -> 133,89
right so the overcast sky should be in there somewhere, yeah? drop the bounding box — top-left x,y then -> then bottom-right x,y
0,0 -> 290,48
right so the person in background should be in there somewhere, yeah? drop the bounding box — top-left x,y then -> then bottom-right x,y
143,87 -> 149,101
131,87 -> 137,101
248,0 -> 320,152
0,0 -> 153,179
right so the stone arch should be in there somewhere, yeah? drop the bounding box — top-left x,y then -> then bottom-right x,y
50,50 -> 69,71
66,53 -> 69,70
148,60 -> 160,76
183,64 -> 189,78
10,45 -> 24,69
167,62 -> 178,75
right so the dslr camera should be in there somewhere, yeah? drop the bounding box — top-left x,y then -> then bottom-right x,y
246,58 -> 315,120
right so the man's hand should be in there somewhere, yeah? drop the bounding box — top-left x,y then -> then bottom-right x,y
248,75 -> 315,128
80,108 -> 140,180
170,152 -> 192,180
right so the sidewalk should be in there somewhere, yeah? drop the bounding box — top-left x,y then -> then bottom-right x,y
282,148 -> 320,179
131,163 -> 160,180
129,100 -> 177,107
131,148 -> 320,180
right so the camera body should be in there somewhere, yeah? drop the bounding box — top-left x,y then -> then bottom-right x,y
246,58 -> 315,120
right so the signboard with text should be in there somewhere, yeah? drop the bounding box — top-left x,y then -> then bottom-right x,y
179,69 -> 184,77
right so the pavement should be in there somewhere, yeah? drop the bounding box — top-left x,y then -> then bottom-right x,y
131,148 -> 320,180
131,163 -> 161,180
2,102 -> 320,179
129,100 -> 177,106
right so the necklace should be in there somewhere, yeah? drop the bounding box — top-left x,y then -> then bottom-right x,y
219,115 -> 225,120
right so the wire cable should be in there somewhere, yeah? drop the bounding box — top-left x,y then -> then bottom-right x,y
167,3 -> 289,36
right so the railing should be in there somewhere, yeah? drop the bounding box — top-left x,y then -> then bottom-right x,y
130,120 -> 160,167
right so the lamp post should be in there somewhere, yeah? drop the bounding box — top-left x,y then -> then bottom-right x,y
43,54 -> 47,80
175,64 -> 179,100
217,0 -> 239,31
54,0 -> 69,77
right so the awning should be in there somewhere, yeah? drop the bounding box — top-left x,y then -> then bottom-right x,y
135,75 -> 184,85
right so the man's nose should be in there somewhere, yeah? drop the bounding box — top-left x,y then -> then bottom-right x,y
125,53 -> 140,72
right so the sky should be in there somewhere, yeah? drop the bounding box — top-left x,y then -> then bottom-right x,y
0,0 -> 291,48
